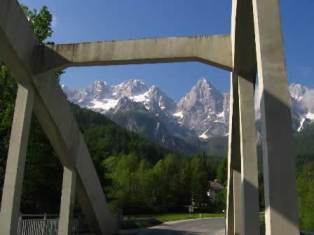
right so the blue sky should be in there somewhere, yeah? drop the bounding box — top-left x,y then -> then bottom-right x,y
20,0 -> 314,100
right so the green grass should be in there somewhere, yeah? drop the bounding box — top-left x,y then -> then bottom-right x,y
154,213 -> 224,222
121,213 -> 224,229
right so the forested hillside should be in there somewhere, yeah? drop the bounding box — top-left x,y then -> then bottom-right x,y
294,124 -> 314,231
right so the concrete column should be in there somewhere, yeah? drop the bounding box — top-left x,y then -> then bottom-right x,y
58,166 -> 77,235
233,171 -> 242,235
225,74 -> 241,235
252,0 -> 300,234
0,84 -> 34,235
226,74 -> 235,235
238,75 -> 260,235
225,170 -> 234,235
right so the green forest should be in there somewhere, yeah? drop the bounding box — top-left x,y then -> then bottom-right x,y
0,4 -> 314,232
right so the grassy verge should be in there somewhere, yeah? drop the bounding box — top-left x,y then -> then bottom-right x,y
121,213 -> 224,229
154,213 -> 223,222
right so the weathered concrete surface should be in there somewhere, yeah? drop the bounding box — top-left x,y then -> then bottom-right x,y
34,35 -> 232,74
0,0 -> 117,234
238,74 -> 260,235
231,0 -> 260,234
253,0 -> 300,234
232,170 -> 242,235
134,218 -> 225,235
32,74 -> 118,235
0,85 -> 34,235
58,167 -> 77,235
225,73 -> 240,235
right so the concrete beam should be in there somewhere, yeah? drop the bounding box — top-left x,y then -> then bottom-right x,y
0,84 -> 34,235
252,0 -> 300,234
33,35 -> 232,74
58,167 -> 77,235
0,1 -> 117,234
231,0 -> 260,234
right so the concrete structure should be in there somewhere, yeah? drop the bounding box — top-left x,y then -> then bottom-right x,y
58,167 -> 77,235
0,85 -> 34,235
227,1 -> 260,235
0,0 -> 299,235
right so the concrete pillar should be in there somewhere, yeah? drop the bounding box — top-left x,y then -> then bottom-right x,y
225,170 -> 234,235
0,84 -> 34,235
226,74 -> 241,235
233,171 -> 242,235
252,0 -> 300,234
238,75 -> 260,235
226,74 -> 234,235
58,166 -> 77,235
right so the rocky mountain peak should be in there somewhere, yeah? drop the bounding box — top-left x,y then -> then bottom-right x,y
196,77 -> 212,88
112,97 -> 146,113
145,85 -> 176,113
289,83 -> 307,101
86,80 -> 110,99
178,78 -> 224,114
175,78 -> 225,139
112,79 -> 148,97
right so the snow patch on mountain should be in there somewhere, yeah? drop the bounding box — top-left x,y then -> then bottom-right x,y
62,78 -> 314,141
199,130 -> 209,140
89,98 -> 118,112
173,111 -> 184,119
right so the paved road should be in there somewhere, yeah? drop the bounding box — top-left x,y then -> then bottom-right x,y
135,218 -> 225,235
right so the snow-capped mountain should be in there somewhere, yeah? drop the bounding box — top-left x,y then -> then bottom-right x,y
63,79 -> 314,146
289,83 -> 314,131
65,80 -> 176,115
174,78 -> 228,139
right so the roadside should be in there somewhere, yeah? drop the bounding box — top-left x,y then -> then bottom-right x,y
119,217 -> 225,235
121,213 -> 224,230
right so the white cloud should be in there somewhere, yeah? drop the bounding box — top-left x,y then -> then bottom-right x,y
51,15 -> 57,30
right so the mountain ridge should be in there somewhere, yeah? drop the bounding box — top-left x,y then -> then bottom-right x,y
63,78 -> 314,154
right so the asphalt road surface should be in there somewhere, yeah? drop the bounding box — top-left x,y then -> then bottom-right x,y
135,218 -> 225,235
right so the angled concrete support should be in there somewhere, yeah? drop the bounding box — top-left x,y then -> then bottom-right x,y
230,0 -> 260,234
226,74 -> 259,235
58,167 -> 77,235
32,74 -> 118,235
0,1 -> 118,234
238,74 -> 260,235
226,73 -> 241,235
225,169 -> 234,235
252,0 -> 299,234
0,84 -> 34,235
233,170 -> 242,235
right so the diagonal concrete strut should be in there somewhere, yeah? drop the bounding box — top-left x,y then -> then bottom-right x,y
0,0 -> 117,234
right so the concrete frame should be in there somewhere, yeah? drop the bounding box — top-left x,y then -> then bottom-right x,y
58,167 -> 77,235
0,0 -> 299,235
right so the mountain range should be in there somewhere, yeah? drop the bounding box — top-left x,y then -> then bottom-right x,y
62,78 -> 314,155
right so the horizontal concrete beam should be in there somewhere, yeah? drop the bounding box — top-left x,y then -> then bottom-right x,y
0,0 -> 117,234
34,35 -> 232,74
